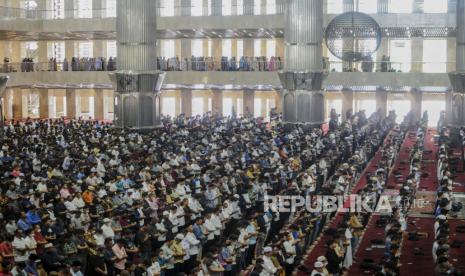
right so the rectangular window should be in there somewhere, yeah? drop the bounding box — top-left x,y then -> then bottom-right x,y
423,39 -> 447,73
21,41 -> 38,59
161,40 -> 175,58
106,0 -> 116,17
254,39 -> 262,56
161,0 -> 175,16
237,40 -> 244,58
223,98 -> 233,117
326,99 -> 342,121
222,0 -> 232,15
424,0 -> 448,13
389,0 -> 413,13
107,41 -> 117,58
327,0 -> 343,14
192,39 -> 203,57
222,39 -> 232,58
266,39 -> 276,58
389,39 -> 411,72
76,0 -> 92,18
75,41 -> 93,57
162,97 -> 176,117
266,0 -> 276,14
47,42 -> 65,62
254,0 -> 261,15
358,0 -> 377,13
192,97 -> 204,116
254,98 -> 262,117
191,0 -> 203,16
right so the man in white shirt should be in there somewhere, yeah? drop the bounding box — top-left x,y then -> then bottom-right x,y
12,230 -> 29,262
261,247 -> 277,276
101,218 -> 115,240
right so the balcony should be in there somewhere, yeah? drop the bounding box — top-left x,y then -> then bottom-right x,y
0,61 -> 453,92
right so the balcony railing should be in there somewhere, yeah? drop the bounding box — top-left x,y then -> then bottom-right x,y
0,60 -> 455,74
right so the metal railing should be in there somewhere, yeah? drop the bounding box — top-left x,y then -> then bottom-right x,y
325,60 -> 456,73
0,60 -> 455,74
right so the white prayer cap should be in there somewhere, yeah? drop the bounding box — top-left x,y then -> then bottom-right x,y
263,247 -> 272,253
314,261 -> 324,268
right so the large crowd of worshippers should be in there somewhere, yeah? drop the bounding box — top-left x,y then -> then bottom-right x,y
0,109 -> 407,276
434,127 -> 464,275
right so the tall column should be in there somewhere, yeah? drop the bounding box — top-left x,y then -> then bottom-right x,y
181,39 -> 192,59
448,0 -> 465,128
413,0 -> 424,13
66,89 -> 78,119
244,39 -> 254,57
275,91 -> 282,113
94,89 -> 105,120
181,0 -> 191,16
449,0 -> 458,13
0,76 -> 8,128
93,0 -> 104,18
211,89 -> 223,115
110,0 -> 165,129
342,90 -> 354,121
64,0 -> 74,18
279,0 -> 325,126
411,38 -> 423,72
376,90 -> 388,118
409,89 -> 422,122
211,0 -> 222,15
13,88 -> 28,120
243,89 -> 255,116
378,0 -> 389,13
447,38 -> 457,72
93,41 -> 106,58
38,88 -> 50,118
181,89 -> 193,116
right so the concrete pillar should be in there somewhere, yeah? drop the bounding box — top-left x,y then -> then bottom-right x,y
94,89 -> 105,120
243,89 -> 254,116
413,0 -> 424,13
181,0 -> 191,16
409,89 -> 422,122
275,90 -> 282,113
449,0 -> 458,12
244,0 -> 254,15
343,0 -> 354,12
65,41 -> 75,60
3,88 -> 12,120
244,39 -> 254,57
376,90 -> 388,118
66,88 -> 78,119
447,38 -> 457,72
342,90 -> 354,121
12,88 -> 28,120
378,0 -> 389,13
93,40 -> 106,58
211,0 -> 222,15
211,89 -> 223,115
38,88 -> 50,118
64,0 -> 74,18
411,38 -> 423,72
448,0 -> 465,127
38,41 -> 48,63
280,0 -> 325,125
93,0 -> 104,18
212,39 -> 222,58
181,39 -> 192,58
112,0 -> 165,128
181,89 -> 193,116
